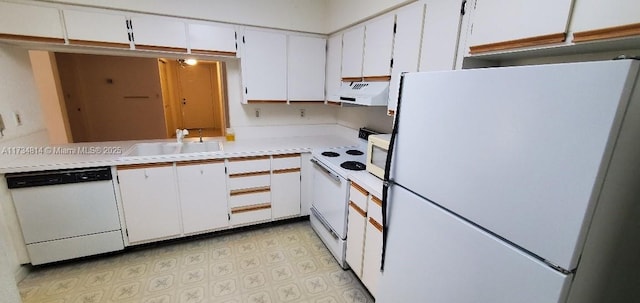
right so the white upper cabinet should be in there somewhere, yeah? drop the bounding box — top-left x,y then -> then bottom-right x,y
130,15 -> 187,52
288,35 -> 326,102
188,22 -> 237,56
468,0 -> 573,54
241,29 -> 288,103
326,34 -> 343,101
341,26 -> 365,80
362,14 -> 395,79
63,9 -> 130,48
420,0 -> 464,71
570,0 -> 640,42
0,2 -> 64,43
388,2 -> 426,115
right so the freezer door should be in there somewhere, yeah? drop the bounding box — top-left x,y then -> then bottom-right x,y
378,186 -> 572,303
392,60 -> 639,270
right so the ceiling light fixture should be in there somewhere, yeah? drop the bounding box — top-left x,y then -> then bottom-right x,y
177,58 -> 198,66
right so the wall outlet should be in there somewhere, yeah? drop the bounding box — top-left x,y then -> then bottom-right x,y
14,111 -> 22,126
255,108 -> 261,118
300,109 -> 305,118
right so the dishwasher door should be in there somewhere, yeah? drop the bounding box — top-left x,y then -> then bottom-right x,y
11,180 -> 121,244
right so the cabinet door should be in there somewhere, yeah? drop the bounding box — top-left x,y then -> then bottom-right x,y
388,2 -> 426,115
468,0 -> 573,54
361,217 -> 383,298
271,170 -> 301,219
325,34 -> 343,101
63,9 -> 130,48
362,14 -> 395,80
188,22 -> 237,56
571,0 -> 640,42
341,26 -> 365,81
130,15 -> 187,52
241,29 -> 288,103
117,165 -> 181,243
176,160 -> 229,234
346,202 -> 367,277
0,2 -> 64,43
288,35 -> 326,102
419,0 -> 464,72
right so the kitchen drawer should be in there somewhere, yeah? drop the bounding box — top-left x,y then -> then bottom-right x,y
272,154 -> 301,170
227,172 -> 270,191
227,156 -> 270,174
230,203 -> 272,226
350,182 -> 369,211
368,195 -> 383,224
229,189 -> 270,208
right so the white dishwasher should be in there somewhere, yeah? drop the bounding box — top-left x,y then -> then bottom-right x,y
6,167 -> 124,265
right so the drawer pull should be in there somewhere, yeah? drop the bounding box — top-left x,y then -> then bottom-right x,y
176,159 -> 224,166
229,171 -> 270,178
229,186 -> 270,196
349,201 -> 366,217
231,203 -> 271,214
117,162 -> 172,170
371,196 -> 382,207
351,182 -> 368,196
228,155 -> 270,162
369,217 -> 383,232
272,153 -> 300,159
273,168 -> 301,174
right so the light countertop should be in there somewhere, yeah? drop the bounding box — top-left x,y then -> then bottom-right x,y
0,135 -> 359,174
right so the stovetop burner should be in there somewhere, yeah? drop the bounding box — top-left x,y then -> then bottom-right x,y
346,149 -> 364,156
340,161 -> 366,171
321,151 -> 340,157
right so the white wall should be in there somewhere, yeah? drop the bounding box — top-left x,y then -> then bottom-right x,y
337,106 -> 394,133
325,0 -> 414,32
40,0 -> 329,33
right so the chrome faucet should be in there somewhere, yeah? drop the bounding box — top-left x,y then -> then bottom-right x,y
176,129 -> 189,143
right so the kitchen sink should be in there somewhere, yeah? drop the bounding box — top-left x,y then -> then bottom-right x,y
123,141 -> 222,157
124,142 -> 182,157
180,141 -> 222,153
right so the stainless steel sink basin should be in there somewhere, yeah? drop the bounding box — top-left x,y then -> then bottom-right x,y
180,141 -> 221,153
124,142 -> 181,157
122,141 -> 221,157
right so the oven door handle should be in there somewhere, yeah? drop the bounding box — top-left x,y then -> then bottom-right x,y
311,207 -> 340,240
310,158 -> 341,183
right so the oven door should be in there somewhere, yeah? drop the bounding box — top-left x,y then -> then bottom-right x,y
310,158 -> 349,239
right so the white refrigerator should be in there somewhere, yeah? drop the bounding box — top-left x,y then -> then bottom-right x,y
378,60 -> 640,303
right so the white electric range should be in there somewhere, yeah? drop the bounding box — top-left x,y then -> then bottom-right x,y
309,128 -> 375,269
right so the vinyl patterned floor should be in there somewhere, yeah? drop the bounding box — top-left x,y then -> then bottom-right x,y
17,220 -> 374,303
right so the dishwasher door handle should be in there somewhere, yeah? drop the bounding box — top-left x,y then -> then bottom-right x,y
311,158 -> 341,183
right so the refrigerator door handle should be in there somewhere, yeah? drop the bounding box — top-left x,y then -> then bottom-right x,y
310,158 -> 341,183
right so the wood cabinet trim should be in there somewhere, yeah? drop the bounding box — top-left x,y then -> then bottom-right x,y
135,44 -> 187,53
371,196 -> 382,207
349,201 -> 367,217
469,33 -> 566,54
247,100 -> 287,104
273,168 -> 301,174
228,170 -> 270,178
229,186 -> 270,196
176,159 -> 225,166
289,100 -> 325,104
68,39 -> 130,49
572,23 -> 640,43
190,49 -> 236,57
342,77 -> 364,82
0,33 -> 64,44
272,153 -> 300,159
231,203 -> 271,214
228,155 -> 270,162
369,217 -> 383,232
327,101 -> 342,106
351,182 -> 369,196
117,162 -> 173,170
363,75 -> 392,82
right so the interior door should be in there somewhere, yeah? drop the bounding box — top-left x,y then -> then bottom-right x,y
177,63 -> 216,129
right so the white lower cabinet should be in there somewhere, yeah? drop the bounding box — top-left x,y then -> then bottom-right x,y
271,154 -> 301,219
227,156 -> 272,226
345,181 -> 383,298
176,160 -> 229,235
117,163 -> 181,244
